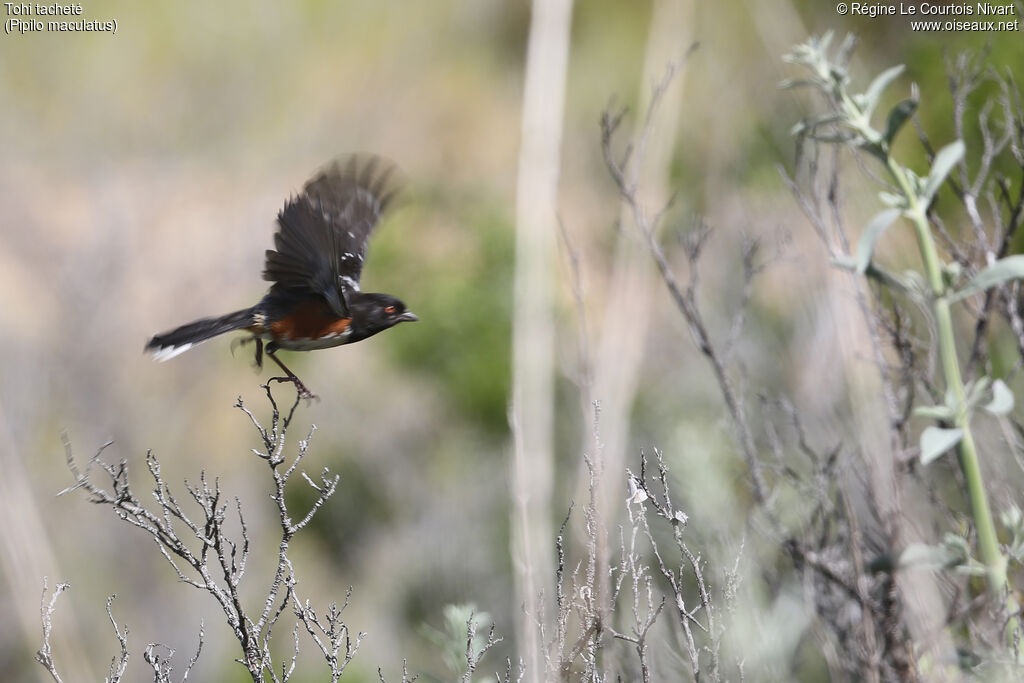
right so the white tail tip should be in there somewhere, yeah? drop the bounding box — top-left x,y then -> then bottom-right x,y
149,343 -> 194,362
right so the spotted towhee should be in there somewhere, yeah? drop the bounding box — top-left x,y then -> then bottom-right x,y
146,155 -> 418,398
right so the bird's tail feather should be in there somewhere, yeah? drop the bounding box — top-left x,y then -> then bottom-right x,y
146,308 -> 256,361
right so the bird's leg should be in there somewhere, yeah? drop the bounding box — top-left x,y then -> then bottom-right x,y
231,336 -> 263,369
266,349 -> 318,400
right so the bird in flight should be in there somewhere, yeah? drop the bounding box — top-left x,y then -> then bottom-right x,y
146,155 -> 418,399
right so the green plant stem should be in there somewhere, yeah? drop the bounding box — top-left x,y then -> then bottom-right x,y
887,156 -> 1006,591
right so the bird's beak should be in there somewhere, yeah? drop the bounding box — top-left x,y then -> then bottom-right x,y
398,311 -> 419,322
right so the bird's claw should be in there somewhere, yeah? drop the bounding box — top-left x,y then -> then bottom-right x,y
269,375 -> 319,402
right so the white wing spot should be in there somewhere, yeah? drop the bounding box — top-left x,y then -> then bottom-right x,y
340,275 -> 360,291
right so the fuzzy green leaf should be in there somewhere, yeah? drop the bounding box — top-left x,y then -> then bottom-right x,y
855,209 -> 902,273
898,542 -> 959,569
818,30 -> 834,52
983,379 -> 1014,416
884,98 -> 917,146
878,191 -> 907,209
831,255 -> 857,271
922,140 -> 965,204
949,255 -> 1024,302
920,426 -> 963,465
863,64 -> 905,117
835,33 -> 857,65
913,404 -> 955,421
964,376 -> 992,411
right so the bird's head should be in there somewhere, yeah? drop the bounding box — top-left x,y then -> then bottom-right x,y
349,292 -> 418,338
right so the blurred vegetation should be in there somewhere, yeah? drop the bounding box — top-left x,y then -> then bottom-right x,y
2,0 -> 1023,680
370,190 -> 515,434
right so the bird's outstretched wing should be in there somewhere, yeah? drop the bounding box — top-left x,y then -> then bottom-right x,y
263,155 -> 400,317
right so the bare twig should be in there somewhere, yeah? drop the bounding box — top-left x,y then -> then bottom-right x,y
51,383 -> 356,682
35,579 -> 69,683
600,66 -> 768,506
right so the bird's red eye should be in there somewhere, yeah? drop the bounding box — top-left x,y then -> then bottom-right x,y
385,305 -> 396,314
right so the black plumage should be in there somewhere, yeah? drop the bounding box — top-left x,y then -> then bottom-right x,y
146,155 -> 416,397
263,156 -> 400,317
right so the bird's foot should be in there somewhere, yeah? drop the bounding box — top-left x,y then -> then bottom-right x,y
269,375 -> 319,402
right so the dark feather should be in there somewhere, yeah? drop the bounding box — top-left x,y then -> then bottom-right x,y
146,307 -> 256,354
263,155 -> 401,317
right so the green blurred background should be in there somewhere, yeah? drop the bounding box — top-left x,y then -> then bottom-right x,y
1,1 -> 1021,680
